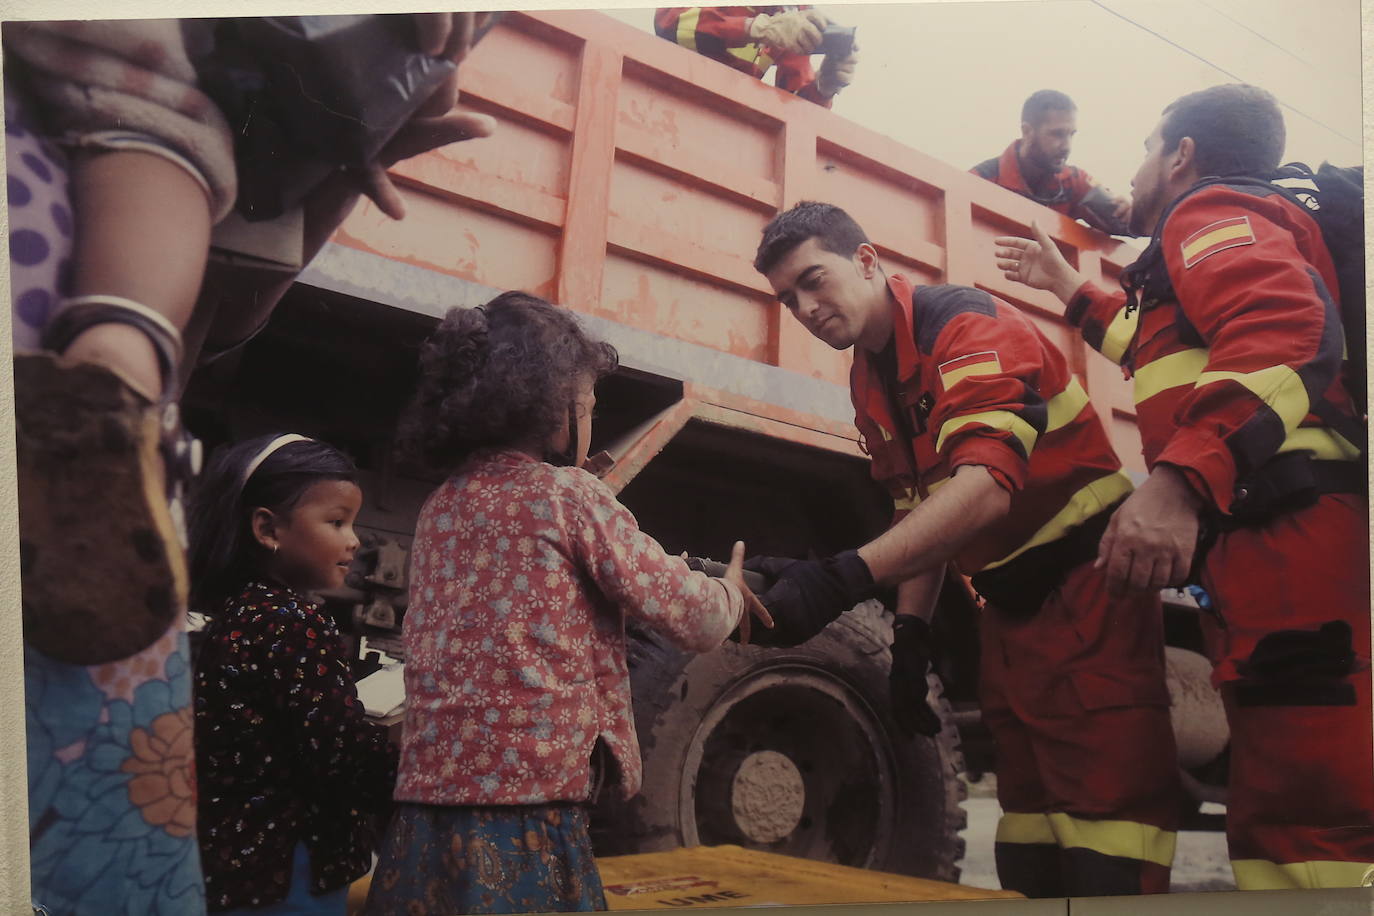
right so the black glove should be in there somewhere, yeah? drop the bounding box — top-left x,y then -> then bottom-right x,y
738,550 -> 875,648
889,616 -> 943,738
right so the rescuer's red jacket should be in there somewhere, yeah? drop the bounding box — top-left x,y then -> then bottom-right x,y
654,6 -> 833,107
972,141 -> 1129,235
852,275 -> 1131,575
1064,182 -> 1362,516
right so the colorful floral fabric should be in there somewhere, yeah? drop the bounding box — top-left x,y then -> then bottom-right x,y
364,803 -> 606,915
26,635 -> 206,916
12,82 -> 206,916
194,581 -> 397,911
396,449 -> 743,807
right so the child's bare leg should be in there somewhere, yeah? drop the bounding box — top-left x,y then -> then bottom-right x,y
62,149 -> 211,399
17,147 -> 212,665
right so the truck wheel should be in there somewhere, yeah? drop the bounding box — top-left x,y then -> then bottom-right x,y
591,599 -> 968,882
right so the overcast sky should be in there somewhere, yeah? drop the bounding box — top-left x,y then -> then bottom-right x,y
601,0 -> 1362,200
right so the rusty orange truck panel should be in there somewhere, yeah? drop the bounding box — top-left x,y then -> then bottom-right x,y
308,9 -> 1146,474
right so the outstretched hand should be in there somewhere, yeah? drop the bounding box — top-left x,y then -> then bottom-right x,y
993,221 -> 1084,304
1111,194 -> 1132,223
724,540 -> 773,645
356,111 -> 497,220
411,12 -> 501,116
736,550 -> 874,648
349,11 -> 500,220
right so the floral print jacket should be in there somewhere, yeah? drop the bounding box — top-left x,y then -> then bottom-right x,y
396,449 -> 744,806
194,581 -> 397,910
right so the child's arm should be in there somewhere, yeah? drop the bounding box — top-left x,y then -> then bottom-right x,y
562,472 -> 745,652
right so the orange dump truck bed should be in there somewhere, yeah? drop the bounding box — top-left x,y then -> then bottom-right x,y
304,8 -> 1146,475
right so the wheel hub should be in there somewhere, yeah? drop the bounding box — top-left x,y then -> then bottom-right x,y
730,750 -> 806,843
679,665 -> 896,868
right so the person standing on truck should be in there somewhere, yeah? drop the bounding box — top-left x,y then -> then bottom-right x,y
655,7 -> 858,107
972,90 -> 1133,236
363,293 -> 769,914
743,202 -> 1180,897
992,83 -> 1373,890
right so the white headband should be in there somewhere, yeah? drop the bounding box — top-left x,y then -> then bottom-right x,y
241,434 -> 313,486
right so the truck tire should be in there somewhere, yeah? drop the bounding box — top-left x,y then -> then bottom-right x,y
591,599 -> 968,882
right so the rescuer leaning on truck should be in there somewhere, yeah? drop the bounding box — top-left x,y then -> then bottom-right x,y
654,6 -> 858,107
994,83 -> 1373,890
363,293 -> 769,915
742,202 -> 1181,898
971,90 -> 1133,237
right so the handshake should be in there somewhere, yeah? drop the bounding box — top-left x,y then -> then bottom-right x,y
695,550 -> 944,739
747,10 -> 859,96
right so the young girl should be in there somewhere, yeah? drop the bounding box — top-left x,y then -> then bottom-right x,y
363,292 -> 767,915
188,434 -> 397,914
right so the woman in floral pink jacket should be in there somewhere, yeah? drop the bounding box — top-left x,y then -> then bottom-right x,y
365,292 -> 765,914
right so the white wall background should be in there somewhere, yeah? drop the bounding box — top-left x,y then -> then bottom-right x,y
602,0 -> 1362,200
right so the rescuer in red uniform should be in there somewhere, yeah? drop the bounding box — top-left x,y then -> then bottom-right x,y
745,201 -> 1180,897
655,7 -> 858,107
993,83 -> 1372,890
972,90 -> 1133,236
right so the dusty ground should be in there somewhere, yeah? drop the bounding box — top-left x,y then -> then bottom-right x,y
955,776 -> 1236,895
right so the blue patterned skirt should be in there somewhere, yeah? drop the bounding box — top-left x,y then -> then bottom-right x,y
363,803 -> 607,915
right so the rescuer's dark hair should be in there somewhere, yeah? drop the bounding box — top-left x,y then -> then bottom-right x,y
396,291 -> 618,473
754,201 -> 872,275
187,434 -> 358,613
1021,89 -> 1076,126
1160,84 -> 1285,178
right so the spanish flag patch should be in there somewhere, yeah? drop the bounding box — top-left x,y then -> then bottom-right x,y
1181,216 -> 1255,268
938,350 -> 1001,390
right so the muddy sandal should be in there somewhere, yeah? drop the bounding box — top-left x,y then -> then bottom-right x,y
16,295 -> 201,666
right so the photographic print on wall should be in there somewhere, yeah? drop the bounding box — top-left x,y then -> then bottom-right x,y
4,1 -> 1368,914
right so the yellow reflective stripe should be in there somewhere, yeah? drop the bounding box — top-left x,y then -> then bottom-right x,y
1197,364 -> 1310,432
893,493 -> 920,513
1231,859 -> 1374,890
942,360 -> 1002,389
995,812 -> 1056,846
676,8 -> 701,50
982,470 -> 1134,570
1045,378 -> 1091,433
1278,426 -> 1364,461
935,410 -> 1038,458
726,44 -> 768,68
1046,813 -> 1176,868
1100,306 -> 1139,365
1133,348 -> 1209,404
